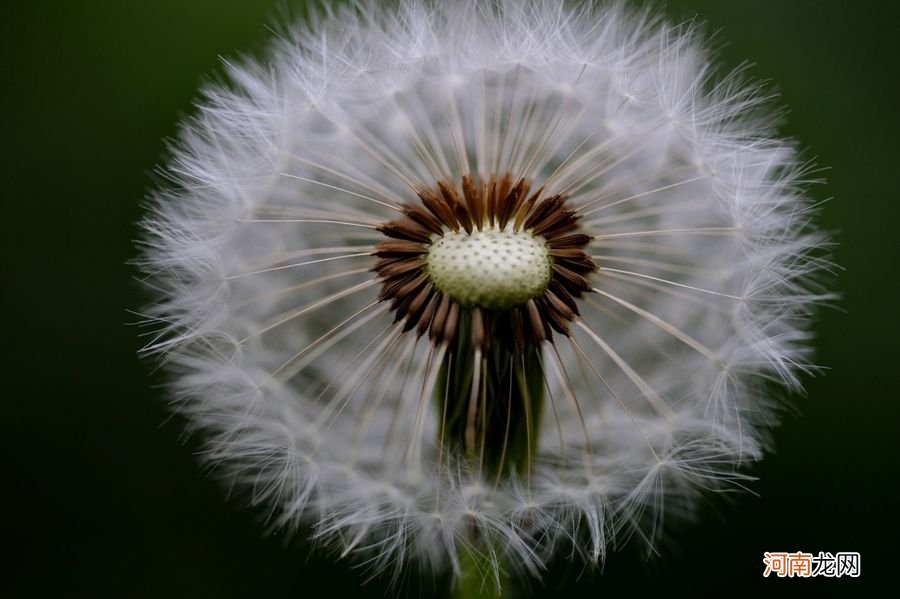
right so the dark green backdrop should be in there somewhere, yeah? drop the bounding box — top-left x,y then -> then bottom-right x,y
4,1 -> 897,596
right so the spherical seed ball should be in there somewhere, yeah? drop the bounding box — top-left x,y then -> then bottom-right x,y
137,0 -> 834,589
426,227 -> 552,309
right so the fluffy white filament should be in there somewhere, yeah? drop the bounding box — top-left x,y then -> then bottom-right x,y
137,0 -> 831,586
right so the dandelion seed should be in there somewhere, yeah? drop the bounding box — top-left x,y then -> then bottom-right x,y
137,0 -> 832,594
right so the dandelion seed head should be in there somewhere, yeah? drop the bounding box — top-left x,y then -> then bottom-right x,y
138,0 -> 833,588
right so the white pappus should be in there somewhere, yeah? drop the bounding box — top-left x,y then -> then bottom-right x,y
137,0 -> 833,592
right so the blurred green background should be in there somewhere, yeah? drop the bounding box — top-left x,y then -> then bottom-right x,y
3,0 -> 897,596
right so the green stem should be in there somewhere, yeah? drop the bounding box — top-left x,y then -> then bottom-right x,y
453,544 -> 511,598
436,309 -> 545,480
437,308 -> 542,599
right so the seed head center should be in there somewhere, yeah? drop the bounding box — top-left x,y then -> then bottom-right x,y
426,227 -> 552,310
